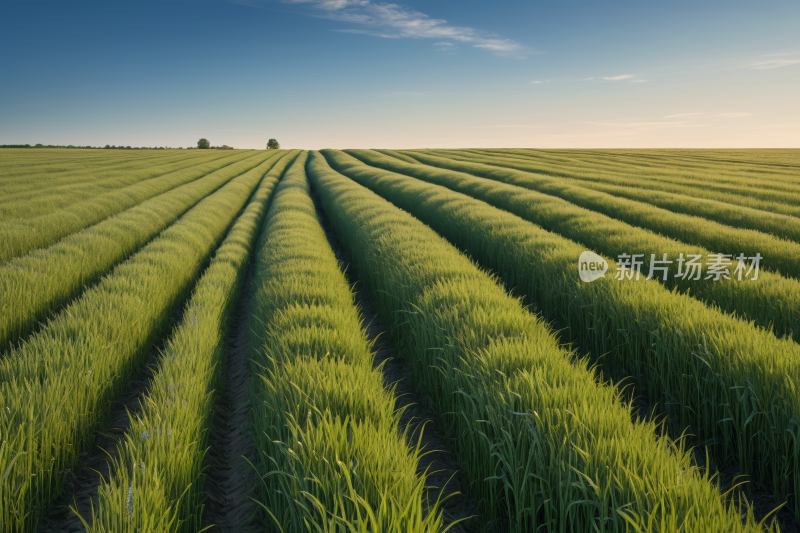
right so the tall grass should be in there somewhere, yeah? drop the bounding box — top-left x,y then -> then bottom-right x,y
346,149 -> 800,342
0,150 -> 264,262
84,151 -> 298,533
402,150 -> 800,283
0,149 -> 201,192
421,149 -> 800,217
307,151 -> 764,533
0,150 -> 289,353
0,150 -> 237,220
0,160 -> 269,532
246,152 -> 443,532
468,149 -> 800,189
376,150 -> 800,244
321,148 -> 800,523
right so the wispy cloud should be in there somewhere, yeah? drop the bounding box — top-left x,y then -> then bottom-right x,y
664,112 -> 707,119
383,91 -> 427,97
603,74 -> 635,80
748,58 -> 800,69
663,112 -> 752,120
717,112 -> 752,118
587,120 -> 695,128
237,0 -> 534,57
488,124 -> 547,128
434,41 -> 456,53
629,79 -> 647,83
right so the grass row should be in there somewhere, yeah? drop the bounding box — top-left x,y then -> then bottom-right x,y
308,151 -> 762,532
0,150 -> 238,220
410,151 -> 800,276
83,151 -> 296,533
460,149 -> 800,199
0,150 -> 265,262
418,149 -> 800,218
246,152 -> 443,531
347,149 -> 800,343
470,149 -> 800,188
0,149 -> 201,188
401,150 -> 800,284
0,150 -> 291,353
383,149 -> 800,245
322,148 -> 800,523
459,149 -> 800,243
0,159 -> 269,532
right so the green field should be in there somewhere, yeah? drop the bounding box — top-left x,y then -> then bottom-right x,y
1,147 -> 799,532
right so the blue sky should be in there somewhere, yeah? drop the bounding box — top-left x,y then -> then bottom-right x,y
1,0 -> 798,148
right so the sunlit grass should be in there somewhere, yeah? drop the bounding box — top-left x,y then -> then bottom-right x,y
247,152 -> 444,532
83,151 -> 298,533
0,150 -> 262,262
309,151 -> 762,532
0,151 -> 283,353
0,159 -> 271,532
346,149 -> 800,342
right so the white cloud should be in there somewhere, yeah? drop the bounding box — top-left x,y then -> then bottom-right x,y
603,74 -> 635,80
749,58 -> 800,69
587,121 -> 694,128
664,112 -> 707,118
664,112 -> 752,119
629,79 -> 647,83
239,0 -> 533,57
488,124 -> 546,128
384,91 -> 426,97
434,41 -> 456,52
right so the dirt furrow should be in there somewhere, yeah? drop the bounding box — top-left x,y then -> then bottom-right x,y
201,295 -> 260,532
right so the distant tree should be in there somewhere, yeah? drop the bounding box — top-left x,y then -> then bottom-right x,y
267,138 -> 280,150
197,138 -> 210,149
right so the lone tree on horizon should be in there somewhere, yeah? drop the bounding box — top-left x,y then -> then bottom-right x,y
267,138 -> 280,150
197,138 -> 210,149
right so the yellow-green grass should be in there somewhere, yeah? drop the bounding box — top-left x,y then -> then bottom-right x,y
308,151 -> 762,532
378,148 -> 800,244
403,150 -> 800,283
0,148 -> 188,178
490,148 -> 800,177
84,152 -> 295,533
0,150 -> 241,220
372,149 -> 421,165
346,149 -> 800,342
469,149 -> 800,187
462,148 -> 800,194
0,149 -> 205,186
321,148 -> 800,523
430,149 -> 800,243
0,150 -> 292,354
415,149 -> 800,218
0,161 -> 267,532
0,150 -> 266,262
247,152 -> 443,532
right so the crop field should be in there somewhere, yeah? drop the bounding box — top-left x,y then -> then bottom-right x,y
1,147 -> 799,533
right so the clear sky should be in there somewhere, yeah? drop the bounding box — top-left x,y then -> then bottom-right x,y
1,0 -> 798,149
